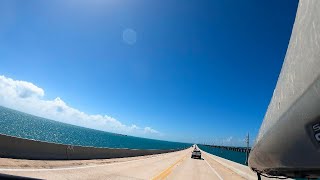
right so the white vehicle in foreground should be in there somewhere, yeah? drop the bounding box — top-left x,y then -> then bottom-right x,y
191,149 -> 201,159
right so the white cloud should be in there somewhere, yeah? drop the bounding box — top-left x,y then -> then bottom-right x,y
0,76 -> 44,99
144,127 -> 160,134
0,75 -> 160,137
199,136 -> 249,147
225,136 -> 233,143
221,136 -> 250,147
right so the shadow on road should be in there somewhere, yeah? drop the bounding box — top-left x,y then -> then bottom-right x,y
0,173 -> 41,180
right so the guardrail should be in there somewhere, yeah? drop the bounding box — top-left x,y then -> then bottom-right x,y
0,133 -> 180,160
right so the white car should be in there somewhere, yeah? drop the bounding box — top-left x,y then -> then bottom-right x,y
191,149 -> 201,159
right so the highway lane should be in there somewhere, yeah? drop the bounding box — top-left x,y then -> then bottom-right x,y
0,147 -> 259,180
166,147 -> 246,180
0,148 -> 191,180
166,153 -> 222,180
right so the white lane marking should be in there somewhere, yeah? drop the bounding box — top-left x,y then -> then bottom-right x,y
203,152 -> 256,180
0,150 -> 189,172
204,158 -> 224,180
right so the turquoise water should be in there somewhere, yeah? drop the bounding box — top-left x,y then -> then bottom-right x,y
198,144 -> 248,165
0,106 -> 191,150
0,105 -> 246,164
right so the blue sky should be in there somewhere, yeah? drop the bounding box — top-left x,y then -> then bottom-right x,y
0,0 -> 298,145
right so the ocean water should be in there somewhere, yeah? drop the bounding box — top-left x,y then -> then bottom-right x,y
0,106 -> 191,150
198,144 -> 248,165
0,105 -> 247,164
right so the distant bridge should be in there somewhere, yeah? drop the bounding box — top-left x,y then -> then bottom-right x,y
202,144 -> 251,153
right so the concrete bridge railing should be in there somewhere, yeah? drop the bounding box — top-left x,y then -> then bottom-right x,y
0,133 -> 180,160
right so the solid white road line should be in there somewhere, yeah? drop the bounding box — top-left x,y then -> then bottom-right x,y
204,158 -> 224,180
204,152 -> 256,180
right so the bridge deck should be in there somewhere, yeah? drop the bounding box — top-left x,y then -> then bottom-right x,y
0,147 -> 272,180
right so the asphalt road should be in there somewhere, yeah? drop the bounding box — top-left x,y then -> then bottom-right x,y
0,147 -> 255,180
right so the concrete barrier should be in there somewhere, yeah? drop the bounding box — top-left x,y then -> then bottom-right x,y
249,0 -> 320,178
0,133 -> 179,160
201,150 -> 292,180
